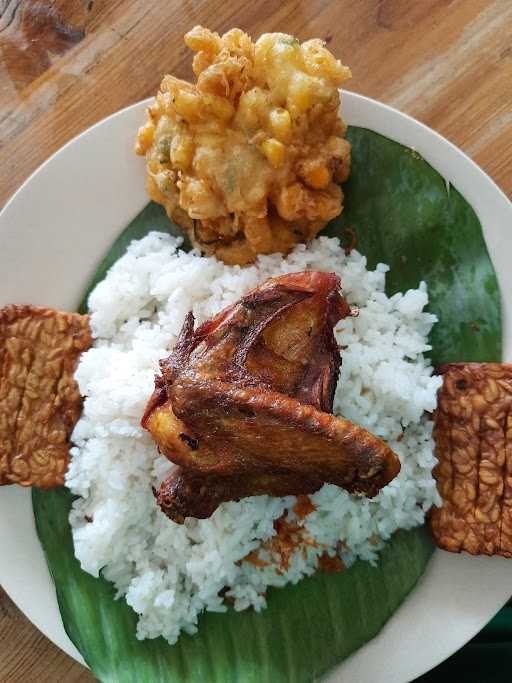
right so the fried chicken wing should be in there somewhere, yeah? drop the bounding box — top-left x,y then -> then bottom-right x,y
142,272 -> 400,522
158,469 -> 323,524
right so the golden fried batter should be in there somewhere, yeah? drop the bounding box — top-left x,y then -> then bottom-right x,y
431,363 -> 512,557
142,272 -> 400,522
0,305 -> 91,488
136,27 -> 351,265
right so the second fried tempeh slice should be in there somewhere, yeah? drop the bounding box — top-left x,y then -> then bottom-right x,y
431,363 -> 512,557
0,305 -> 91,488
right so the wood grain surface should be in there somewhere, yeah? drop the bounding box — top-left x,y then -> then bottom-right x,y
0,0 -> 510,680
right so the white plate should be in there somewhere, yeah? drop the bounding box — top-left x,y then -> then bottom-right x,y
0,93 -> 511,682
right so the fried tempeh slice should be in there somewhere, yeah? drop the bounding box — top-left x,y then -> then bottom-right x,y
0,305 -> 91,488
431,363 -> 512,557
143,272 -> 400,522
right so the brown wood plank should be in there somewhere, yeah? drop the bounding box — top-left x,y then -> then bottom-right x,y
0,587 -> 94,681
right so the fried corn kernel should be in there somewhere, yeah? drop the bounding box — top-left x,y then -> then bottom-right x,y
135,121 -> 155,155
202,94 -> 235,121
173,90 -> 203,122
297,159 -> 331,189
135,26 -> 351,265
268,107 -> 292,142
261,138 -> 285,168
430,363 -> 512,558
170,135 -> 195,169
0,306 -> 91,489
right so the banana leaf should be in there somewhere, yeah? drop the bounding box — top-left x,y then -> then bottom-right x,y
32,126 -> 501,682
327,128 -> 501,365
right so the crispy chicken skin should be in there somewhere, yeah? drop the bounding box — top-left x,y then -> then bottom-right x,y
142,272 -> 400,523
158,469 -> 324,523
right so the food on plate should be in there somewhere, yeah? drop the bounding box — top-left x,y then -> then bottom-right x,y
142,271 -> 401,522
430,363 -> 512,557
0,15 -> 506,679
156,470 -> 323,526
66,233 -> 441,642
135,26 -> 351,265
0,305 -> 91,488
1,30 -> 504,664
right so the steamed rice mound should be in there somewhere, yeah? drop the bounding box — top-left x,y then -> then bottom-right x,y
66,232 -> 442,643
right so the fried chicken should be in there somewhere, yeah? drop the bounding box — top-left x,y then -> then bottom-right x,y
142,272 -> 400,522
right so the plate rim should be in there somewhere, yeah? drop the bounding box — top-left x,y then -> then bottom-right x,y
0,91 -> 511,682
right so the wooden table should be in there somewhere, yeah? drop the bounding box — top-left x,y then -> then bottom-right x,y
0,0 -> 510,680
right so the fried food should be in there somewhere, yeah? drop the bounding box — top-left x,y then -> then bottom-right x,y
135,27 -> 351,265
0,305 -> 91,488
157,469 -> 324,523
142,272 -> 401,522
431,363 -> 512,558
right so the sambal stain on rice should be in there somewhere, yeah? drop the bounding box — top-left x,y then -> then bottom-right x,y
66,232 -> 441,643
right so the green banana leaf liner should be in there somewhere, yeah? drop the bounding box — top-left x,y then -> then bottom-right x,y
33,127 -> 501,682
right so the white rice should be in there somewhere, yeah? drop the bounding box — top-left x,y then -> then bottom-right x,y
66,232 -> 442,643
